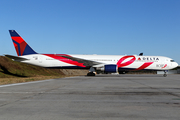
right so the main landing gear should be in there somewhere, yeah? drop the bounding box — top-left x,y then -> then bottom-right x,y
163,70 -> 167,77
87,67 -> 96,76
87,72 -> 96,76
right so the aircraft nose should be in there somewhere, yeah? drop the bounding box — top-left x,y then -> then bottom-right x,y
174,62 -> 178,68
172,62 -> 178,69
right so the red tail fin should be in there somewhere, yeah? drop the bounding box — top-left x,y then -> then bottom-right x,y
9,30 -> 37,56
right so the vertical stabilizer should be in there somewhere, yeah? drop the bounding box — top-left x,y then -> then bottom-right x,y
9,30 -> 37,56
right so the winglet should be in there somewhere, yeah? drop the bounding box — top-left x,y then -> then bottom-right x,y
9,30 -> 37,56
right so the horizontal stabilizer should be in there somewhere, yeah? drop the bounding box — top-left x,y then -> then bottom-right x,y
5,54 -> 29,61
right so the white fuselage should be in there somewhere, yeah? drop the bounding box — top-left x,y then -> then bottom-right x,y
18,54 -> 178,71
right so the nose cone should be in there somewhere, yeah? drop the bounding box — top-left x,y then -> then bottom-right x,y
173,62 -> 178,69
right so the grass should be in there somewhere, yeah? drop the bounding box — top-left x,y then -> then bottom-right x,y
0,75 -> 65,85
0,56 -> 65,77
0,56 -> 88,85
0,56 -> 78,85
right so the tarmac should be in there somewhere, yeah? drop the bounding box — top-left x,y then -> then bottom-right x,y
0,74 -> 180,120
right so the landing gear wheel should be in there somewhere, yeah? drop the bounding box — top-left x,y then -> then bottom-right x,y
87,72 -> 95,76
163,70 -> 167,77
163,74 -> 167,77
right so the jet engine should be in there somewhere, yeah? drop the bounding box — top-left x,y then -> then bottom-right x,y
97,65 -> 118,73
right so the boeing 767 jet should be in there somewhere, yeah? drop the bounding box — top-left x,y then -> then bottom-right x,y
5,30 -> 178,77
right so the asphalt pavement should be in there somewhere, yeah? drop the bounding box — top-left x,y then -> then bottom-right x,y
0,74 -> 180,120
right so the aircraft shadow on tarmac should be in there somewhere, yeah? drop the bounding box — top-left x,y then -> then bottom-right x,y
85,74 -> 165,77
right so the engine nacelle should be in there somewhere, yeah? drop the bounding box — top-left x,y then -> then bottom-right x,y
98,65 -> 118,73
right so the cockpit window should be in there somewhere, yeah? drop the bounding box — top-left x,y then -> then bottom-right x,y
170,60 -> 175,62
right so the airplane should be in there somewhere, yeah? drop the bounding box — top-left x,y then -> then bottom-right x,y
5,30 -> 178,77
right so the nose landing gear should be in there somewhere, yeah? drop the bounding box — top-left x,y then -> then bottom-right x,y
163,70 -> 167,77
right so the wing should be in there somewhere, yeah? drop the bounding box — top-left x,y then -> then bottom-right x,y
5,54 -> 29,61
57,55 -> 101,67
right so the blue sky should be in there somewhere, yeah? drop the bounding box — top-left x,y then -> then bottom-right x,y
1,0 -> 180,64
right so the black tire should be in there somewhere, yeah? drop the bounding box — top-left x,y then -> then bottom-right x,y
87,72 -> 95,76
163,74 -> 167,77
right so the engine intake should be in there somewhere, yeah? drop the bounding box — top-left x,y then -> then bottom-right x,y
98,65 -> 118,73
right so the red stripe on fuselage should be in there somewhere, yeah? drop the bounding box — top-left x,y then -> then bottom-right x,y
43,54 -> 86,67
117,55 -> 136,68
135,62 -> 153,70
162,64 -> 167,68
117,55 -> 154,70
